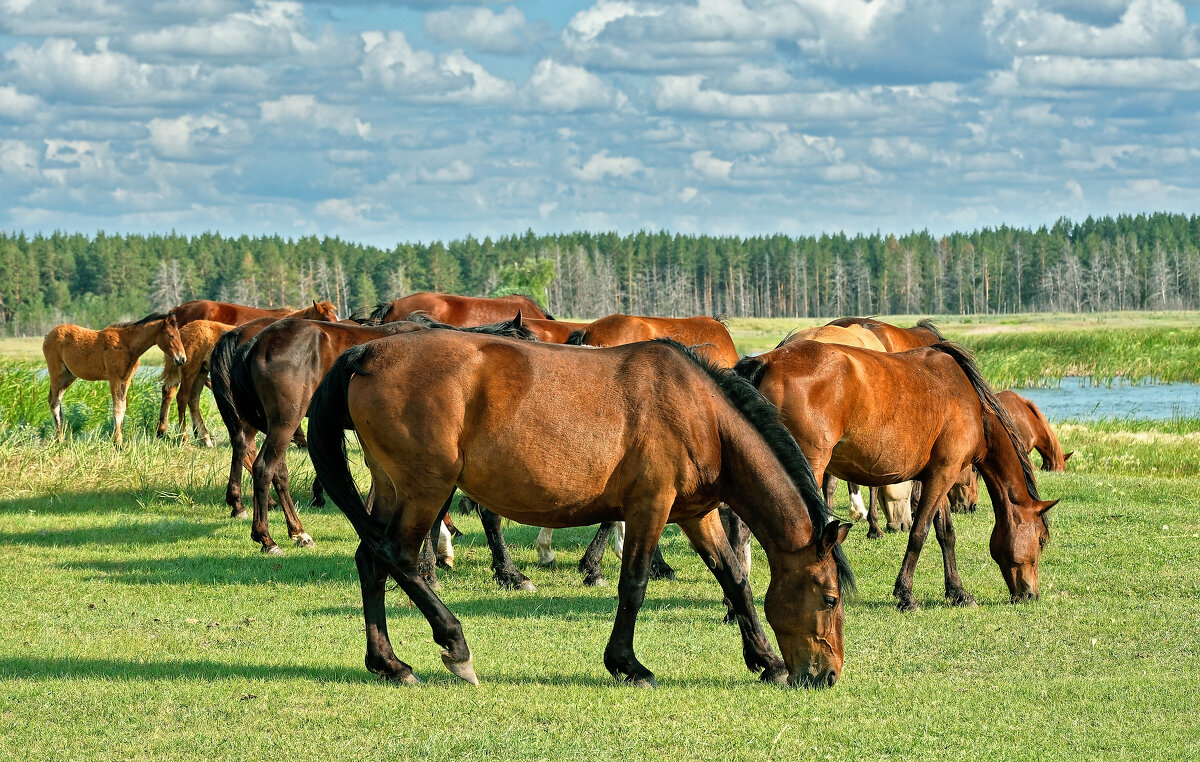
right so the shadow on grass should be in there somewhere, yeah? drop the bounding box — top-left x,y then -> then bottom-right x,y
69,552 -> 361,586
0,655 -> 719,689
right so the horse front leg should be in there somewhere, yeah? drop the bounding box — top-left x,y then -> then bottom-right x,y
226,424 -> 257,518
467,496 -> 535,592
47,369 -> 74,442
157,382 -> 178,440
866,485 -> 885,539
932,505 -> 975,607
109,380 -> 128,448
679,510 -> 787,684
719,506 -> 754,623
603,507 -> 668,688
579,522 -> 616,586
184,377 -> 213,447
355,542 -> 419,684
893,472 -> 953,612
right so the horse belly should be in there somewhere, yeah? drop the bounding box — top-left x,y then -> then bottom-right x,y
827,439 -> 918,486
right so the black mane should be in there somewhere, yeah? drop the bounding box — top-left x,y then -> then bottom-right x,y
402,310 -> 538,342
915,319 -> 946,341
112,312 -> 168,328
656,338 -> 855,594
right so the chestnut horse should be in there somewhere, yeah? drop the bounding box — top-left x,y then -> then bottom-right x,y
553,314 -> 740,584
523,317 -> 590,343
368,292 -> 551,326
225,313 -> 536,555
169,299 -> 338,327
307,334 -> 853,688
999,391 -> 1072,471
43,313 -> 187,446
209,311 -> 339,518
735,340 -> 1055,610
826,316 -> 945,351
156,320 -> 236,446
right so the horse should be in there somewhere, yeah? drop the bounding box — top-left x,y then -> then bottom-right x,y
999,391 -> 1072,471
948,465 -> 979,513
368,292 -> 552,326
209,311 -> 339,519
225,312 -> 537,556
43,313 -> 187,447
735,340 -> 1056,610
826,316 -> 946,351
155,320 -> 236,446
549,314 -> 741,585
169,299 -> 338,327
307,333 -> 854,688
522,317 -> 590,343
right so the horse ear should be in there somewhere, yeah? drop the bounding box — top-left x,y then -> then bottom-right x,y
313,299 -> 318,307
1037,499 -> 1058,516
818,521 -> 851,558
1063,451 -> 1073,462
513,309 -> 523,327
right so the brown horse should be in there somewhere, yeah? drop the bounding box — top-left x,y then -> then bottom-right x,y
735,340 -> 1056,610
156,320 -> 236,446
368,292 -> 551,326
523,317 -> 589,343
999,391 -> 1072,471
170,299 -> 338,327
43,313 -> 187,446
307,334 -> 853,688
567,314 -> 739,367
826,316 -> 946,351
224,313 -> 537,554
948,465 -> 980,513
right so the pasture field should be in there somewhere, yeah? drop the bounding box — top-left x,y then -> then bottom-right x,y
0,316 -> 1198,761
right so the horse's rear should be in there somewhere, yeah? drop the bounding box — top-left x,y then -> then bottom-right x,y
574,314 -> 738,367
826,317 -> 944,351
378,292 -> 550,325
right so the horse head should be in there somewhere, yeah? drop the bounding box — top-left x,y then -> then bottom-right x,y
763,520 -> 852,688
161,313 -> 187,367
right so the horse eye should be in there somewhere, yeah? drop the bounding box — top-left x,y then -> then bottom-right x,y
823,595 -> 838,609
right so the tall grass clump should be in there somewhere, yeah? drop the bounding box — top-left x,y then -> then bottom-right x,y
962,327 -> 1200,388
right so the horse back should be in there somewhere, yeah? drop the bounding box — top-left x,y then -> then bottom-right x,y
382,293 -> 548,326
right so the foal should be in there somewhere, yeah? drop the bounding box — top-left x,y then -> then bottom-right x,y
156,320 -> 236,446
43,313 -> 187,446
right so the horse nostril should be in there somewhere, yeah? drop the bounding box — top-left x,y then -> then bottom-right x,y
825,670 -> 837,688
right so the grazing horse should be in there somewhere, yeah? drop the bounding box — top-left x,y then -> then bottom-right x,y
551,314 -> 740,585
169,299 -> 338,327
369,292 -> 551,326
209,311 -> 339,519
522,317 -> 590,343
999,391 -> 1072,471
43,313 -> 187,447
226,313 -> 536,555
156,320 -> 236,446
307,334 -> 853,688
826,316 -> 946,351
948,465 -> 980,513
735,340 -> 1056,610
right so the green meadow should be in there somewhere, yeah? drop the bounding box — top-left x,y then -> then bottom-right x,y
1,314 -> 1198,760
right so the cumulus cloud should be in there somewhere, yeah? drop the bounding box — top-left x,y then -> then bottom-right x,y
569,150 -> 644,181
989,0 -> 1199,59
360,30 -> 516,104
5,38 -> 198,104
690,150 -> 732,180
524,59 -> 624,112
424,6 -> 535,55
129,2 -> 321,59
418,159 -> 474,184
147,114 -> 238,159
0,85 -> 42,121
260,95 -> 371,138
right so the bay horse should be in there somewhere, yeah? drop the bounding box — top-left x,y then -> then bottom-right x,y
826,316 -> 946,351
522,317 -> 590,343
43,313 -> 187,447
368,292 -> 551,326
169,299 -> 338,327
948,465 -> 980,513
225,313 -> 536,555
552,314 -> 740,585
156,320 -> 236,446
735,340 -> 1056,610
209,311 -> 339,519
999,391 -> 1072,471
307,334 -> 853,688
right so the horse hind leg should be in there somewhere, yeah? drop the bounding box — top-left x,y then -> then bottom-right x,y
109,380 -> 129,448
893,472 -> 954,612
185,379 -> 213,447
226,423 -> 256,518
355,542 -> 420,684
932,505 -> 975,607
847,483 -> 868,522
602,505 -> 671,688
157,382 -> 178,440
535,527 -> 556,566
47,366 -> 75,442
579,523 -> 616,586
866,486 -> 885,539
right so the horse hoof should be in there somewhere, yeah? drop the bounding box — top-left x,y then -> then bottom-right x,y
515,580 -> 537,593
649,567 -> 675,581
760,666 -> 788,686
436,558 -> 454,570
867,528 -> 884,540
582,574 -> 606,587
230,509 -> 249,520
947,590 -> 977,607
441,651 -> 479,685
202,438 -> 214,449
896,598 -> 919,613
292,533 -> 315,548
382,671 -> 421,685
262,545 -> 283,556
623,675 -> 657,689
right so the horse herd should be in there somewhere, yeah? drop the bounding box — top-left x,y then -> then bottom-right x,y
40,292 -> 1071,690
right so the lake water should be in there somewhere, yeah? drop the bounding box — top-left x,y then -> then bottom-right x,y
1019,377 -> 1200,420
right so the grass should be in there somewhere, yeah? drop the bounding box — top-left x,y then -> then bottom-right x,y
2,316 -> 1199,760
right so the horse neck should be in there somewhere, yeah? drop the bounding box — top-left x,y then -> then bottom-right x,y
976,412 -> 1040,520
716,406 -> 816,556
113,320 -> 165,354
1034,422 -> 1065,469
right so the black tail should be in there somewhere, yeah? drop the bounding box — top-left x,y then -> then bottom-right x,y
368,302 -> 392,324
565,329 -> 588,345
210,328 -> 247,442
930,342 -> 1040,500
347,305 -> 381,326
306,345 -> 399,566
916,319 -> 946,342
732,354 -> 769,387
228,336 -> 267,433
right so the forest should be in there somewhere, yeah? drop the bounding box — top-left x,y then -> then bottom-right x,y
1,212 -> 1199,334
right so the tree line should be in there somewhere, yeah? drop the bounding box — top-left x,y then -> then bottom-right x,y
1,213 -> 1199,335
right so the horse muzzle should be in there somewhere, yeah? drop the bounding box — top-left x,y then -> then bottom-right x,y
174,355 -> 187,367
788,668 -> 838,689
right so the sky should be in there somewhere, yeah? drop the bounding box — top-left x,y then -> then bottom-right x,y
2,0 -> 1200,248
